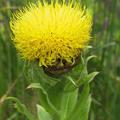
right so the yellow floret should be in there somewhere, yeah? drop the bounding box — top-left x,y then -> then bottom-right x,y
10,0 -> 92,66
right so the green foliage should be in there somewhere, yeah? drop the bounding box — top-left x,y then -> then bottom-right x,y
5,56 -> 97,120
37,105 -> 52,120
69,84 -> 91,120
6,97 -> 36,120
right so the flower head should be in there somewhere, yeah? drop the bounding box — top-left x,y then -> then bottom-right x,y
10,0 -> 92,67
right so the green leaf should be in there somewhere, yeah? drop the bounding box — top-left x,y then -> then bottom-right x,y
64,61 -> 88,92
6,97 -> 36,120
64,68 -> 93,92
27,83 -> 59,115
27,83 -> 43,89
46,80 -> 65,111
67,76 -> 77,87
74,71 -> 99,88
68,84 -> 91,120
60,89 -> 78,120
86,55 -> 97,64
87,72 -> 99,83
37,104 -> 53,120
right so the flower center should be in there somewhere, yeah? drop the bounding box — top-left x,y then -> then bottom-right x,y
43,55 -> 80,76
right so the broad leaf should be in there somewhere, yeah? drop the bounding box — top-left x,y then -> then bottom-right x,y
68,84 -> 91,120
37,104 -> 53,120
27,83 -> 59,115
60,89 -> 78,120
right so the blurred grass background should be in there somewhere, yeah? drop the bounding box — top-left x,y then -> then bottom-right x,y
0,0 -> 120,120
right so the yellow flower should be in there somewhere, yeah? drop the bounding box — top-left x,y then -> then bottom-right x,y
10,0 -> 92,67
